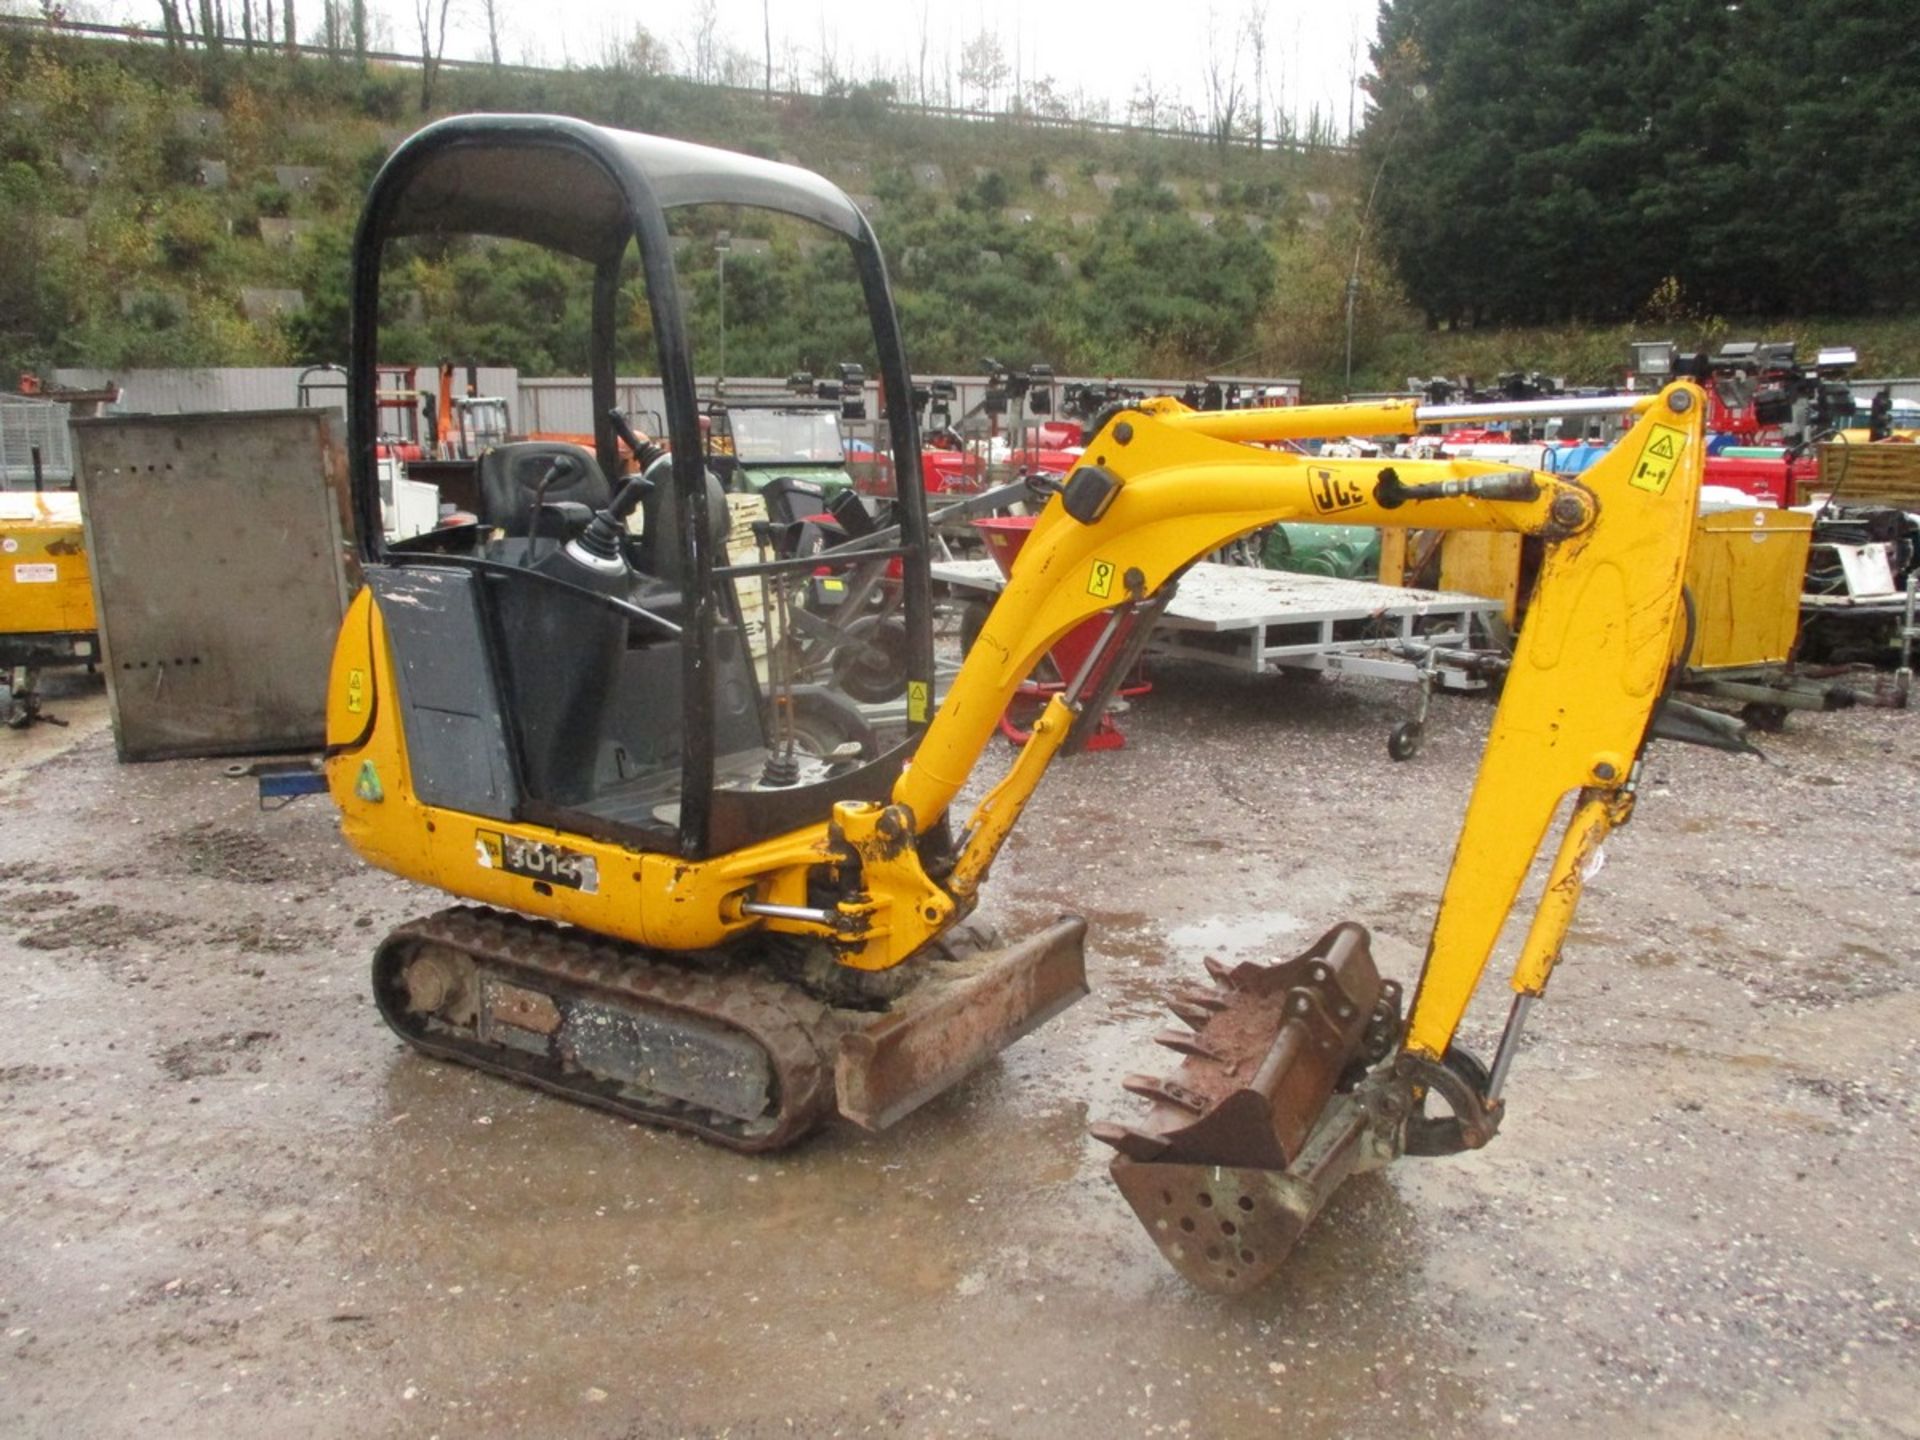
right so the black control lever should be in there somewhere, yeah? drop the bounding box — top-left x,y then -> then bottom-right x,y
527,453 -> 577,552
608,407 -> 666,473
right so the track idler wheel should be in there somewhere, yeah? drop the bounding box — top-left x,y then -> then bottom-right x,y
1091,922 -> 1403,1294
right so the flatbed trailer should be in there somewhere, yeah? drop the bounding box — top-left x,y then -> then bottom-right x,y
932,558 -> 1508,756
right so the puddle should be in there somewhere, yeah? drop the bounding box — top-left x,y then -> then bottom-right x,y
1165,908 -> 1305,962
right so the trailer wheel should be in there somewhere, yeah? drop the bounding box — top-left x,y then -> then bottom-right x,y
957,598 -> 992,657
1387,721 -> 1423,762
832,616 -> 910,704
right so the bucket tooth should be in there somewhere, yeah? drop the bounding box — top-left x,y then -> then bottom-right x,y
1159,990 -> 1221,1029
1170,982 -> 1229,1011
1152,1027 -> 1225,1060
1121,1072 -> 1209,1113
1166,996 -> 1218,1029
1095,921 -> 1404,1293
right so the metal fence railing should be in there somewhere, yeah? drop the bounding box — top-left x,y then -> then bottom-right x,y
0,398 -> 74,490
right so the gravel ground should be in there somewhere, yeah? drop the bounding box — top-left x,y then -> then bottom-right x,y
1,663 -> 1916,1438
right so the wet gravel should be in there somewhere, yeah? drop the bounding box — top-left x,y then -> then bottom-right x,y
1,665 -> 1916,1438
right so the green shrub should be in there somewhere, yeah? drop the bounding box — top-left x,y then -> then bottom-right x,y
156,194 -> 224,269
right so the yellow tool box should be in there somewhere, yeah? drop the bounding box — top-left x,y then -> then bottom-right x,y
1683,504 -> 1812,670
1384,503 -> 1810,670
1,491 -> 97,651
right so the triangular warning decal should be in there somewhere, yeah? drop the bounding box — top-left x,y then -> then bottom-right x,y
1647,434 -> 1677,459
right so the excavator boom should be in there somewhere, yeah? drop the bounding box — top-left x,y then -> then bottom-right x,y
1069,386 -> 1704,1290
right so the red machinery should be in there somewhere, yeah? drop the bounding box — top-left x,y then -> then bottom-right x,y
969,515 -> 1149,751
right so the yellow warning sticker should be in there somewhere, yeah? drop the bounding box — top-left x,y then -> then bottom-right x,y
345,667 -> 366,714
1630,424 -> 1688,494
1087,558 -> 1117,599
906,679 -> 930,724
476,829 -> 505,869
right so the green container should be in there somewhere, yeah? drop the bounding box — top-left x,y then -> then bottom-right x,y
1262,523 -> 1381,579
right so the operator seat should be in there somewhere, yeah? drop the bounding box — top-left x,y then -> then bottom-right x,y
638,460 -> 731,581
477,441 -> 610,536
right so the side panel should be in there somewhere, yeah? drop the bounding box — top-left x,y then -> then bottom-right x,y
365,567 -> 519,819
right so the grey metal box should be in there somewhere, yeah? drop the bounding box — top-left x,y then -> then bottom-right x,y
72,410 -> 351,761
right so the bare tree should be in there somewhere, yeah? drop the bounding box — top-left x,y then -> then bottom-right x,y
479,0 -> 502,65
281,0 -> 293,54
350,0 -> 365,62
684,0 -> 721,84
414,0 -> 454,111
1244,1 -> 1269,147
156,0 -> 184,49
958,29 -> 1006,111
1128,74 -> 1163,131
1202,7 -> 1243,147
1345,16 -> 1361,140
608,22 -> 667,76
761,0 -> 771,94
196,0 -> 222,53
913,0 -> 929,104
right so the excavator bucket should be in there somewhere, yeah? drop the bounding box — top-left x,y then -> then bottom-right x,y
1091,923 -> 1401,1294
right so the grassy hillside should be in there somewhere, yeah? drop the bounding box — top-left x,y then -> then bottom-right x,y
6,29 -> 1916,396
0,30 -> 1361,383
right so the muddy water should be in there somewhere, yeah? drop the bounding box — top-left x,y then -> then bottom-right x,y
2,665 -> 1916,1436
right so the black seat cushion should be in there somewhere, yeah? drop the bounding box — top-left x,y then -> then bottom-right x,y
477,442 -> 610,535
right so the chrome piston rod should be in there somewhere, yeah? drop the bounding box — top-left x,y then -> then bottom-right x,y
1413,395 -> 1653,424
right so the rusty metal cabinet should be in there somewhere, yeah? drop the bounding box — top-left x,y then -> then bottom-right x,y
72,410 -> 351,761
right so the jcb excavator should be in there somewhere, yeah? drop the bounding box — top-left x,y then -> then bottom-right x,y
326,117 -> 1715,1294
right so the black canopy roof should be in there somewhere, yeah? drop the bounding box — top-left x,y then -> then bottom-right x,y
377,113 -> 868,263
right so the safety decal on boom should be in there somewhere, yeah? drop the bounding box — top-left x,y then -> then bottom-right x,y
906,679 -> 930,724
1630,424 -> 1688,494
345,668 -> 366,714
1308,468 -> 1367,514
476,829 -> 600,893
1087,559 -> 1117,599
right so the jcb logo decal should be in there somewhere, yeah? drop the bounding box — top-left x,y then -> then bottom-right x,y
1308,468 -> 1366,514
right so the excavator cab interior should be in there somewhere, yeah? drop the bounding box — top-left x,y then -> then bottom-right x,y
349,116 -> 935,860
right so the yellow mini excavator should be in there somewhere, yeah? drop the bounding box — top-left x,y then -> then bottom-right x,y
326,117 -> 1722,1293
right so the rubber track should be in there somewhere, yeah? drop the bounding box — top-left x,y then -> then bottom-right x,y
372,905 -> 839,1153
